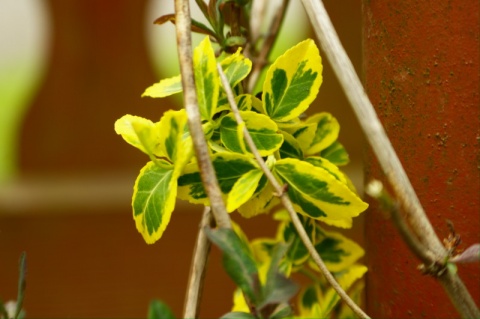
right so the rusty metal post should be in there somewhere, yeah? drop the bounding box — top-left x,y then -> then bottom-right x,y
363,1 -> 480,318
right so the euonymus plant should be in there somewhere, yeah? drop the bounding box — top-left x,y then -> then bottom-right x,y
115,37 -> 368,318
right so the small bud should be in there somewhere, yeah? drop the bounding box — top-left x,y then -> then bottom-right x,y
365,180 -> 384,198
4,300 -> 17,318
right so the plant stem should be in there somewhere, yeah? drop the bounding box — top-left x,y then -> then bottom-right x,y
217,63 -> 370,319
246,0 -> 290,93
0,299 -> 8,319
301,0 -> 480,317
183,207 -> 213,319
14,252 -> 26,319
174,0 -> 231,230
439,270 -> 480,319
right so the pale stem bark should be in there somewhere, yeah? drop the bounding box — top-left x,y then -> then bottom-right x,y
183,207 -> 213,319
301,0 -> 479,317
217,63 -> 370,319
174,0 -> 231,230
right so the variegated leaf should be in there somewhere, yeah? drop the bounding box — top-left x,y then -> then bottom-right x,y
305,112 -> 340,155
280,121 -> 317,153
194,36 -> 220,121
220,111 -> 284,157
317,264 -> 367,317
320,141 -> 350,166
227,169 -> 264,212
142,45 -> 250,100
142,75 -> 182,98
310,227 -> 365,273
177,153 -> 258,205
237,178 -> 279,218
274,158 -> 368,228
220,48 -> 252,89
216,94 -> 260,114
279,131 -> 303,159
132,162 -> 177,244
114,115 -> 159,157
155,109 -> 192,170
304,156 -> 356,193
262,39 -> 323,122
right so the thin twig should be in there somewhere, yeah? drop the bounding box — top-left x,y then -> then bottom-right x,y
217,63 -> 370,319
301,1 -> 480,317
183,207 -> 213,319
246,0 -> 290,93
174,0 -> 231,230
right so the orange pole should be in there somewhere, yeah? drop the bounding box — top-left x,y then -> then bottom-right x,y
363,1 -> 480,318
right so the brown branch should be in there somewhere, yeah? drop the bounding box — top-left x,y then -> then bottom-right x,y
183,207 -> 213,319
301,1 -> 480,317
246,0 -> 290,93
217,63 -> 370,319
174,0 -> 231,230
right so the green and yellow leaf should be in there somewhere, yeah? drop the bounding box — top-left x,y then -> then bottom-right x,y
279,131 -> 303,159
155,109 -> 192,170
250,238 -> 277,265
277,216 -> 315,267
227,169 -> 264,212
114,115 -> 160,157
298,265 -> 366,318
305,112 -> 340,155
194,36 -> 220,121
311,227 -> 365,273
337,281 -> 365,319
317,264 -> 367,317
280,121 -> 317,153
262,39 -> 323,122
304,156 -> 356,193
220,48 -> 252,89
320,141 -> 350,166
132,161 -> 177,244
298,285 -> 323,318
220,111 -> 284,157
274,158 -> 368,228
177,153 -> 258,205
142,75 -> 182,98
215,93 -> 260,114
237,179 -> 279,218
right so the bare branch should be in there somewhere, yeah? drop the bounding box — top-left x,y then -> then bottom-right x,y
301,1 -> 480,317
183,207 -> 213,319
217,63 -> 370,319
174,0 -> 231,230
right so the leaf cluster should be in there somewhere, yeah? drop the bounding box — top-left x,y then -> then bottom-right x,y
115,35 -> 368,317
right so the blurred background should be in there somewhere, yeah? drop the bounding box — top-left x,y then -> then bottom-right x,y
0,1 -> 363,318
